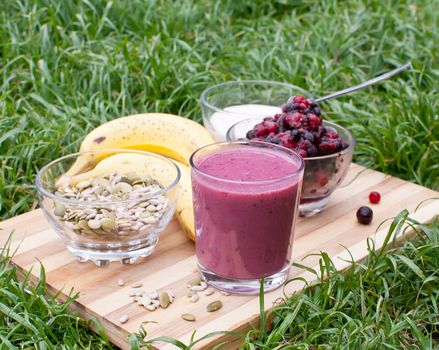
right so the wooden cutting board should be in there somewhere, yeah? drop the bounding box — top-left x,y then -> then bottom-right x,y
1,163 -> 438,349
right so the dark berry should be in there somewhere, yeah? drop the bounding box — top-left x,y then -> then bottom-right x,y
312,107 -> 321,116
369,191 -> 381,204
298,140 -> 312,149
246,129 -> 256,139
318,142 -> 337,155
303,131 -> 314,143
356,206 -> 373,225
291,129 -> 301,141
333,140 -> 343,152
255,125 -> 268,137
307,99 -> 317,108
281,103 -> 293,113
307,145 -> 318,157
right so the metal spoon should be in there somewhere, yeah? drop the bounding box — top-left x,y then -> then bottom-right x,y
315,62 -> 411,103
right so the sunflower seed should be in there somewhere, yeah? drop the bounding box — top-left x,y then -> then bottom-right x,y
87,219 -> 101,230
76,180 -> 91,190
148,290 -> 158,299
190,284 -> 207,292
131,281 -> 143,288
207,300 -> 223,312
119,314 -> 129,324
138,296 -> 152,306
190,294 -> 200,303
117,278 -> 125,287
182,313 -> 196,322
204,288 -> 215,296
146,304 -> 156,311
220,291 -> 231,296
187,290 -> 197,298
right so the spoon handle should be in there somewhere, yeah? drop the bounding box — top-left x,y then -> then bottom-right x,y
315,62 -> 412,103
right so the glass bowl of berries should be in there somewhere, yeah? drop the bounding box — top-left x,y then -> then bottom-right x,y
226,95 -> 355,217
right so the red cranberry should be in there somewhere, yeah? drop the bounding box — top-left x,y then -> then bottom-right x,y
293,96 -> 306,104
369,191 -> 381,204
356,206 -> 373,225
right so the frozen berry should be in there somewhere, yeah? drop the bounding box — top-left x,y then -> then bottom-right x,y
318,142 -> 337,155
369,191 -> 381,204
306,145 -> 318,157
293,96 -> 306,104
356,206 -> 373,225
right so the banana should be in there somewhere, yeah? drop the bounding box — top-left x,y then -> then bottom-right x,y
66,113 -> 214,176
68,153 -> 196,241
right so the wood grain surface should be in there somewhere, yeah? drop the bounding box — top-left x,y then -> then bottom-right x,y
0,163 -> 438,349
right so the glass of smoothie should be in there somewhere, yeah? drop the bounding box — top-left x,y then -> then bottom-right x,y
200,80 -> 308,141
190,141 -> 304,294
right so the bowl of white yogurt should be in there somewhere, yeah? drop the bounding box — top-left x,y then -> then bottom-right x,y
200,80 -> 309,141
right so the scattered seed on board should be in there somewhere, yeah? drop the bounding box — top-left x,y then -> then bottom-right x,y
207,300 -> 223,312
128,290 -> 137,297
204,287 -> 215,296
187,290 -> 197,298
221,291 -> 231,296
119,315 -> 129,324
190,294 -> 200,303
182,313 -> 196,322
131,282 -> 143,288
187,277 -> 201,288
117,278 -> 125,287
146,305 -> 156,311
190,284 -> 207,292
148,290 -> 158,299
159,292 -> 171,308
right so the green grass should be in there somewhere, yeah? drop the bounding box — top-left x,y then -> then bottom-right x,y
132,212 -> 439,349
0,0 -> 438,348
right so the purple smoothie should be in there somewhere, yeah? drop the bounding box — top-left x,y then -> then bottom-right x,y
191,146 -> 302,280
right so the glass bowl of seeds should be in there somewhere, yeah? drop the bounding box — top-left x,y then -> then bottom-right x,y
36,149 -> 180,266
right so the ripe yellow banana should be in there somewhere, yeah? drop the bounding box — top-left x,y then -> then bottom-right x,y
66,113 -> 215,177
67,153 -> 195,241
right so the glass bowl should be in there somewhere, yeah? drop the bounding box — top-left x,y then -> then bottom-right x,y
200,80 -> 308,141
36,149 -> 180,266
226,118 -> 355,216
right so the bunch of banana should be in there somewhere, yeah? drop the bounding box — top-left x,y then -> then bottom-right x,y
65,113 -> 215,241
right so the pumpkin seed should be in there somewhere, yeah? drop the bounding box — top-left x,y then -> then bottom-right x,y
182,313 -> 196,322
54,202 -> 66,217
207,300 -> 223,312
159,292 -> 170,308
101,218 -> 116,231
187,277 -> 201,288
